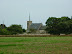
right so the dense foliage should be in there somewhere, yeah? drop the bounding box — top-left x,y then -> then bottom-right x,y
0,25 -> 10,35
45,16 -> 72,35
0,24 -> 26,35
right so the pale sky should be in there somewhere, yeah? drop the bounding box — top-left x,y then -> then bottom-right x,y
0,0 -> 72,29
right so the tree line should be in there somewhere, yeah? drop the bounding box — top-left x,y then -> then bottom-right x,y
0,24 -> 26,35
0,16 -> 72,35
45,16 -> 72,35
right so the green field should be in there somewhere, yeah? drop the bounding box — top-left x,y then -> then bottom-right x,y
0,37 -> 72,54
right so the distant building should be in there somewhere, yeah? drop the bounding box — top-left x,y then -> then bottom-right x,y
27,14 -> 47,34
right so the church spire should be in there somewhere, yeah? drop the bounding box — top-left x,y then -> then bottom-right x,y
29,13 -> 30,21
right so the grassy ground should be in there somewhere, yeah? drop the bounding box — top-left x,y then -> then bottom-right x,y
0,37 -> 72,54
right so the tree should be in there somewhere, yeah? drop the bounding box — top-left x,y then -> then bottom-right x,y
2,29 -> 10,35
0,26 -> 3,35
23,29 -> 26,32
45,17 -> 60,35
61,16 -> 70,22
0,26 -> 10,35
7,24 -> 23,35
58,17 -> 71,34
58,22 -> 69,34
45,16 -> 71,35
66,20 -> 72,34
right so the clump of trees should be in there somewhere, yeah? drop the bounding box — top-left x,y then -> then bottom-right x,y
45,16 -> 72,35
0,24 -> 26,35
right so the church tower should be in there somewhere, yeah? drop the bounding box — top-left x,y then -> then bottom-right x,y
27,13 -> 32,30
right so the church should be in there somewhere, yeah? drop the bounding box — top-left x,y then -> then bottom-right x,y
27,15 -> 47,34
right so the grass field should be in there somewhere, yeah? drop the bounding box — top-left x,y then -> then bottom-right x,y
0,37 -> 72,54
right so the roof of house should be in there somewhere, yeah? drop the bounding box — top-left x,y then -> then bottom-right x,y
29,23 -> 42,30
39,26 -> 47,30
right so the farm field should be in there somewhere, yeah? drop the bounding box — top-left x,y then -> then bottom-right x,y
0,37 -> 72,54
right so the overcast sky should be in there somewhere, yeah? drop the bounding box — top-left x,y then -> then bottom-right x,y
0,0 -> 72,29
